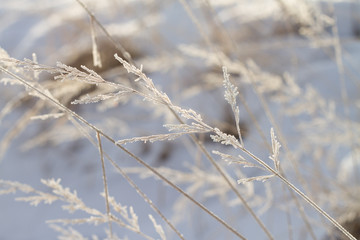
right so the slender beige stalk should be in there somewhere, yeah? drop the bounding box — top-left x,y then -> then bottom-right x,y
96,132 -> 113,238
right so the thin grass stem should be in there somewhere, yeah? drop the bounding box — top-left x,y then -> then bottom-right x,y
96,132 -> 113,238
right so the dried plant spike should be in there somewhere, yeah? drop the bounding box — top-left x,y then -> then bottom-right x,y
210,127 -> 240,148
222,66 -> 244,147
116,132 -> 193,145
237,175 -> 275,184
269,128 -> 281,172
0,179 -> 35,195
164,123 -> 211,135
212,150 -> 257,168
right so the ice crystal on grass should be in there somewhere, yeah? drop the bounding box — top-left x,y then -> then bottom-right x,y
106,194 -> 140,232
71,89 -> 134,105
222,66 -> 244,146
113,122 -> 215,145
116,132 -> 192,145
164,123 -> 211,134
212,150 -> 255,167
114,53 -> 173,106
269,128 -> 281,172
48,216 -> 107,226
55,62 -> 105,84
30,113 -> 65,121
237,174 -> 275,185
149,214 -> 166,240
210,128 -> 240,147
0,179 -> 35,195
223,67 -> 239,108
42,178 -> 103,216
16,191 -> 58,206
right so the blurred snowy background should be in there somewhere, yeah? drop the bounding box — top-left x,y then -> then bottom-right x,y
1,0 -> 360,239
